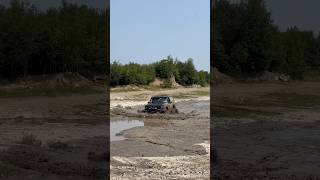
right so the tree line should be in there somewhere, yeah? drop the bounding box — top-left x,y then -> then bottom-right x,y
110,56 -> 209,87
212,0 -> 320,79
0,0 -> 108,80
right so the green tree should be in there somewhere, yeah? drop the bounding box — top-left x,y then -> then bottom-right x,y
0,0 -> 108,80
154,56 -> 177,79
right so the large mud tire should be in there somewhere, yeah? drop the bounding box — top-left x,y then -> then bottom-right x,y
164,107 -> 170,114
171,107 -> 179,114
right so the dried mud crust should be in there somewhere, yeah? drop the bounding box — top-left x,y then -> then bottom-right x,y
212,82 -> 320,179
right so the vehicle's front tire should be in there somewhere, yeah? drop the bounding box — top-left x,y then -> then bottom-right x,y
164,107 -> 170,114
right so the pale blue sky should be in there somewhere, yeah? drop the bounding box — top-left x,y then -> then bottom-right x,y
111,0 -> 210,71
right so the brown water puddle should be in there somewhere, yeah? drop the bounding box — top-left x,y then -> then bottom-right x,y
110,117 -> 168,141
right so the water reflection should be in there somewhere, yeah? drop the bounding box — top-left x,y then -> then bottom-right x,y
110,119 -> 144,141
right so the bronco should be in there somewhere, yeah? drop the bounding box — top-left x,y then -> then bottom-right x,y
144,95 -> 178,113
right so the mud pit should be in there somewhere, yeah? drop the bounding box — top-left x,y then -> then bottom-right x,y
0,91 -> 108,179
110,87 -> 210,179
213,82 -> 320,179
110,118 -> 144,141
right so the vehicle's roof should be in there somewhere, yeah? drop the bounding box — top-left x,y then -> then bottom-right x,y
151,95 -> 170,98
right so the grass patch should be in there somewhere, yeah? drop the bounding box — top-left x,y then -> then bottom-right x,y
191,90 -> 210,96
214,93 -> 320,119
111,87 -> 141,93
111,85 -> 173,93
173,94 -> 193,99
264,93 -> 320,108
213,105 -> 281,118
143,85 -> 173,91
174,90 -> 209,99
0,86 -> 101,98
217,93 -> 320,108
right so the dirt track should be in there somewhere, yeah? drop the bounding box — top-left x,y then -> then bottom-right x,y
110,87 -> 210,179
0,90 -> 108,179
212,82 -> 320,179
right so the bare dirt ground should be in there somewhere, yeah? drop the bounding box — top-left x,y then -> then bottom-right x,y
0,88 -> 108,179
110,87 -> 210,180
212,82 -> 320,179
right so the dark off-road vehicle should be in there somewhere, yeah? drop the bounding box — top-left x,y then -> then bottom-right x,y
144,95 -> 178,113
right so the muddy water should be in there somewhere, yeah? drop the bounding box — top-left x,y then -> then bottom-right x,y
110,116 -> 170,141
110,118 -> 144,141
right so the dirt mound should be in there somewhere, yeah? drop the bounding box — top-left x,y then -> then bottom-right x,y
13,72 -> 92,88
149,78 -> 163,87
93,75 -> 107,85
149,76 -> 182,87
45,72 -> 91,88
169,75 -> 182,87
212,68 -> 233,84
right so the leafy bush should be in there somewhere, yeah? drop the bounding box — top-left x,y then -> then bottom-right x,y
161,79 -> 172,88
0,0 -> 108,79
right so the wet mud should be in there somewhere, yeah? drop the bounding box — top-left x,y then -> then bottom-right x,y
212,82 -> 320,179
0,92 -> 108,179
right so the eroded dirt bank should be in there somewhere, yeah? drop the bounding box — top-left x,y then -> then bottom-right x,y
0,90 -> 108,179
110,87 -> 210,179
212,82 -> 320,179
